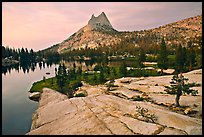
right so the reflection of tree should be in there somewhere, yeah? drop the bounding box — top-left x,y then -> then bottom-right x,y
31,63 -> 36,72
43,61 -> 46,68
46,57 -> 60,68
8,67 -> 11,74
3,62 -> 36,75
20,62 -> 31,74
39,62 -> 42,69
14,63 -> 20,72
46,61 -> 52,68
2,63 -> 20,75
2,59 -> 138,77
2,60 -> 54,75
2,49 -> 61,75
2,67 -> 7,75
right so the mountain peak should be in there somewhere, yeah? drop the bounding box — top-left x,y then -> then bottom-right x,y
100,11 -> 106,16
45,14 -> 201,53
87,12 -> 113,31
91,14 -> 95,19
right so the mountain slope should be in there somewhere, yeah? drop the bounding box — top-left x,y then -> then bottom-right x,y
150,15 -> 202,45
43,13 -> 202,54
57,12 -> 120,53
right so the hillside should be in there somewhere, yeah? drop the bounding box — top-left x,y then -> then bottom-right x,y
42,13 -> 202,54
150,15 -> 202,45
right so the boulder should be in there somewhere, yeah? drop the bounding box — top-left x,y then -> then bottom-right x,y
74,90 -> 88,97
172,107 -> 181,111
29,92 -> 41,101
157,69 -> 175,74
163,103 -> 172,107
184,108 -> 197,115
140,77 -> 145,80
120,78 -> 132,83
142,92 -> 148,97
158,127 -> 187,135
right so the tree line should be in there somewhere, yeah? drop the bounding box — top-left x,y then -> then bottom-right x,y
2,46 -> 36,63
157,38 -> 202,74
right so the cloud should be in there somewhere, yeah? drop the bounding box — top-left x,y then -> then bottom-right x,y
2,2 -> 202,51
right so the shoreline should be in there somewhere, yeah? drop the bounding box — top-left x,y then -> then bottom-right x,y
27,69 -> 202,135
2,58 -> 19,67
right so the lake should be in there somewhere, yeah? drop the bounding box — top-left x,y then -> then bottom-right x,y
2,63 -> 58,135
2,59 -> 146,135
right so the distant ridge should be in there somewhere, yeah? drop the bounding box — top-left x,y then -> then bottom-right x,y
42,13 -> 202,54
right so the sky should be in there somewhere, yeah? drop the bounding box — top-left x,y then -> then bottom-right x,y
2,2 -> 202,51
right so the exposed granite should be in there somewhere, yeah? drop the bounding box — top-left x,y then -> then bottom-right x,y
27,69 -> 202,135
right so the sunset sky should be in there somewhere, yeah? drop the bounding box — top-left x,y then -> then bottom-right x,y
2,2 -> 202,51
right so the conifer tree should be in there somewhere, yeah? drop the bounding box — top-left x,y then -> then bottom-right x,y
99,67 -> 106,83
165,73 -> 198,107
157,38 -> 168,75
56,63 -> 67,93
138,48 -> 146,67
175,44 -> 186,73
186,41 -> 196,70
119,61 -> 127,77
93,73 -> 98,84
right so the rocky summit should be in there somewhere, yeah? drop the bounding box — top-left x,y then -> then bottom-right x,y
27,69 -> 202,135
87,12 -> 114,31
56,12 -> 119,53
43,13 -> 201,54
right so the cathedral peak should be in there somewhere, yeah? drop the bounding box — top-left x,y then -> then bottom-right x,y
87,12 -> 113,31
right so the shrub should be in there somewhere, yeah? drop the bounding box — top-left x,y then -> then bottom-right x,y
132,95 -> 144,101
70,81 -> 83,90
135,106 -> 157,123
75,92 -> 87,97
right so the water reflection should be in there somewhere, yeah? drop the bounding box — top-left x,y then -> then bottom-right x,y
2,60 -> 60,76
2,59 -> 137,76
2,62 -> 58,135
2,58 -> 143,135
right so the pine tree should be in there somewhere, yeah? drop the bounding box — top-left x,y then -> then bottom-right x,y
157,38 -> 168,75
119,61 -> 127,77
2,46 -> 6,59
138,48 -> 146,67
56,63 -> 67,93
62,63 -> 67,78
56,64 -> 63,92
93,73 -> 98,84
164,73 -> 198,107
182,47 -> 187,69
112,67 -> 117,78
77,66 -> 82,81
175,44 -> 186,73
186,41 -> 196,70
99,67 -> 106,83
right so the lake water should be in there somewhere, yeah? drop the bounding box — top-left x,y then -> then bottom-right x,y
2,63 -> 58,135
2,59 -> 138,135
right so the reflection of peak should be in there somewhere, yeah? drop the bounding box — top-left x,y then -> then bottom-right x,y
87,12 -> 114,31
